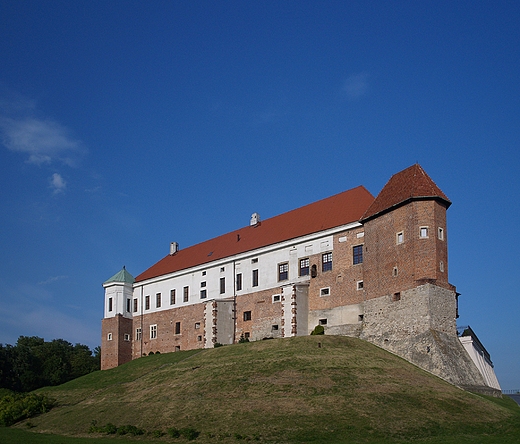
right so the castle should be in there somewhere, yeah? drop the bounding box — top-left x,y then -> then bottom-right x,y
101,164 -> 500,394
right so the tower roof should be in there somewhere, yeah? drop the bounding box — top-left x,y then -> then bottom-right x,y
104,266 -> 135,285
361,164 -> 451,221
136,185 -> 374,283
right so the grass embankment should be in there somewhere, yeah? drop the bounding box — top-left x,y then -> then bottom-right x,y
4,336 -> 520,443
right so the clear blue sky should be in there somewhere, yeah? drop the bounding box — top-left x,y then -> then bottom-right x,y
1,1 -> 519,389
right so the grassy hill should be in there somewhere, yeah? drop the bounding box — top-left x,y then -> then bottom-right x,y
11,336 -> 520,443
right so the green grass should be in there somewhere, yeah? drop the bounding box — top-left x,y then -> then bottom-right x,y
4,336 -> 520,443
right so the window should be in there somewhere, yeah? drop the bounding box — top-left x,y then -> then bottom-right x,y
107,333 -> 112,341
272,324 -> 279,331
311,264 -> 317,278
252,258 -> 258,263
357,280 -> 364,290
150,324 -> 157,339
396,231 -> 404,244
243,311 -> 252,321
438,227 -> 444,240
353,245 -> 363,265
200,289 -> 207,299
195,322 -> 201,329
126,298 -> 131,312
133,298 -> 138,312
236,273 -> 242,291
420,226 -> 429,238
440,261 -> 445,272
393,267 -> 398,277
170,289 -> 176,305
299,258 -> 310,276
272,294 -> 281,303
124,333 -> 130,341
322,252 -> 333,272
278,263 -> 289,281
145,295 -> 150,310
201,281 -> 206,287
244,332 -> 250,339
252,269 -> 259,287
202,270 -> 206,276
156,293 -> 161,308
175,345 -> 181,351
319,319 -> 327,325
220,267 -> 225,272
136,328 -> 142,341
393,292 -> 401,302
108,297 -> 113,312
220,277 -> 226,294
183,286 -> 189,303
197,335 -> 202,342
320,287 -> 330,296
175,322 -> 181,335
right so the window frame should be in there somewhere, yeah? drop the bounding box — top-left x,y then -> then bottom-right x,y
353,245 -> 363,265
299,257 -> 310,276
156,293 -> 161,308
243,311 -> 252,321
170,289 -> 176,305
252,269 -> 259,287
220,277 -> 226,294
183,286 -> 189,303
322,252 -> 333,272
150,324 -> 157,339
278,262 -> 289,281
236,273 -> 242,291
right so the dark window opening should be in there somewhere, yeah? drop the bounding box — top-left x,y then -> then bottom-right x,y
322,252 -> 332,272
299,258 -> 310,276
353,245 -> 363,265
243,311 -> 252,321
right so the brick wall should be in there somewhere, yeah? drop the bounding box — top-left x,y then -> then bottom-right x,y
101,315 -> 132,370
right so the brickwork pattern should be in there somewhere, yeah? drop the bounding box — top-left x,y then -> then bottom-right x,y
101,315 -> 132,370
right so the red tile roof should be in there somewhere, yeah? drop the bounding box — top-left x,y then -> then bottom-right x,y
135,185 -> 375,282
361,164 -> 451,221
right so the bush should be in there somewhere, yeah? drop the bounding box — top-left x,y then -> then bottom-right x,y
168,427 -> 181,438
180,427 -> 200,440
310,325 -> 325,335
0,393 -> 55,426
238,334 -> 250,343
152,429 -> 164,438
214,342 -> 223,348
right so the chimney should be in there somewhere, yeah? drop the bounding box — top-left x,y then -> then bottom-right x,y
250,212 -> 260,226
170,242 -> 179,255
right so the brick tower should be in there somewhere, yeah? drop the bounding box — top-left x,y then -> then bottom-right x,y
101,267 -> 134,370
359,165 -> 488,391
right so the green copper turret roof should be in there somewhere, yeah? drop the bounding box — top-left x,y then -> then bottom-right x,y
104,266 -> 135,285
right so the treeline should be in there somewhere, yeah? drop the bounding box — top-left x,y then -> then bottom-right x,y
0,336 -> 100,392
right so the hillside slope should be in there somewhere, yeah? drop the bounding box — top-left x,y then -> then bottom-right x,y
25,336 -> 520,443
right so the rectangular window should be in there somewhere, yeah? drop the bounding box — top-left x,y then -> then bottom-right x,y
107,333 -> 112,340
183,286 -> 189,303
236,273 -> 242,291
272,294 -> 281,303
156,293 -> 161,308
136,328 -> 142,341
438,227 -> 444,240
252,269 -> 259,287
200,289 -> 207,299
243,311 -> 252,321
170,289 -> 176,305
353,245 -> 363,265
420,226 -> 429,238
396,231 -> 404,244
201,281 -> 206,287
322,252 -> 333,272
150,324 -> 157,339
108,297 -> 113,312
126,298 -> 131,312
278,263 -> 289,281
175,321 -> 181,335
220,277 -> 226,294
124,333 -> 130,341
195,322 -> 201,329
320,287 -> 330,296
272,324 -> 279,331
145,295 -> 150,310
133,298 -> 138,312
319,319 -> 327,325
357,280 -> 364,290
299,258 -> 310,276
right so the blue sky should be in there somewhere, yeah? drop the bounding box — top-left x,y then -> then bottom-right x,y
1,1 -> 519,389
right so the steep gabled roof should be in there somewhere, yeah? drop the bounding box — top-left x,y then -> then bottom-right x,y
136,185 -> 374,283
104,266 -> 135,285
361,164 -> 451,221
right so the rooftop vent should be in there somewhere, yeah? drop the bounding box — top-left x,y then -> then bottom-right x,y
250,212 -> 260,226
170,242 -> 179,255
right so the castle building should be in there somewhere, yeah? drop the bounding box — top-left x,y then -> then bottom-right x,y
101,164 -> 500,394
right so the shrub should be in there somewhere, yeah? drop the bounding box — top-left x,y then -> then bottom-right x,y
180,427 -> 200,440
238,334 -> 249,343
0,393 -> 55,426
168,427 -> 181,438
152,429 -> 164,438
310,325 -> 324,335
